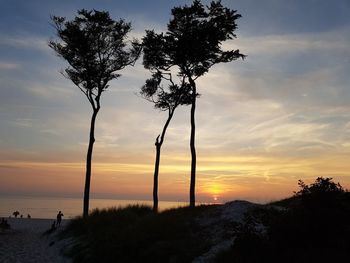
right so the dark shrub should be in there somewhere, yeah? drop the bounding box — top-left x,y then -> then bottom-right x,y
216,177 -> 350,263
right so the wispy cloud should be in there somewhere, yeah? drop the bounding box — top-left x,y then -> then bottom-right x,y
0,34 -> 49,53
226,26 -> 350,56
9,118 -> 36,128
28,82 -> 76,100
0,62 -> 20,70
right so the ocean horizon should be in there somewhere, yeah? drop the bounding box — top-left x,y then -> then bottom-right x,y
0,195 -> 190,219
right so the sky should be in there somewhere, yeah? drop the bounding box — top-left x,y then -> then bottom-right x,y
1,0 -> 350,203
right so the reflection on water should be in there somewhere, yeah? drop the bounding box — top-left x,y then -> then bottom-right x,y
0,196 -> 188,219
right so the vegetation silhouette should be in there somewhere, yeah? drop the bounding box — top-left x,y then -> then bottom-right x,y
61,205 -> 216,263
58,177 -> 349,263
49,10 -> 141,218
140,66 -> 193,212
215,177 -> 350,263
142,0 -> 245,207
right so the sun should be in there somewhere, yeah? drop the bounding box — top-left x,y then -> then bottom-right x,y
204,183 -> 225,203
208,183 -> 224,195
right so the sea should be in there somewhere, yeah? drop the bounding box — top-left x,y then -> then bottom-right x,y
0,195 -> 188,219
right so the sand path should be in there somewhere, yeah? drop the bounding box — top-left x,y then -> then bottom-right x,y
0,218 -> 71,263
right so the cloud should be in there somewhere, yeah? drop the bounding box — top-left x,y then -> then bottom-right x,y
9,118 -> 36,128
178,49 -> 350,157
0,34 -> 49,53
197,25 -> 350,111
0,62 -> 20,70
28,82 -> 76,100
227,26 -> 350,55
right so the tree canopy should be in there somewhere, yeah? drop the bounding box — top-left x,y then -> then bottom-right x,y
143,0 -> 245,79
49,9 -> 140,108
140,72 -> 192,113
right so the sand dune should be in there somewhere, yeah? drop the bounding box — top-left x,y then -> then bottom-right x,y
0,218 -> 71,263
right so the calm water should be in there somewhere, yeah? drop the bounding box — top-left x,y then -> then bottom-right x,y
0,196 -> 188,219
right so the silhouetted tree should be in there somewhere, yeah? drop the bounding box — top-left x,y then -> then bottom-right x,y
295,177 -> 344,196
143,0 -> 245,207
140,71 -> 192,212
49,10 -> 140,218
219,178 -> 350,263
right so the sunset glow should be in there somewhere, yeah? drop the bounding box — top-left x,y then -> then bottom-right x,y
1,0 -> 350,204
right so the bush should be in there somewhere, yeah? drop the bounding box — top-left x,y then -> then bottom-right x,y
216,177 -> 350,263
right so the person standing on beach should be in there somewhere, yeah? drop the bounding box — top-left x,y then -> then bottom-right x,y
56,211 -> 64,227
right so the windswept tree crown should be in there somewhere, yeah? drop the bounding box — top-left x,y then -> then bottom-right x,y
49,9 -> 140,102
140,72 -> 193,112
143,0 -> 245,79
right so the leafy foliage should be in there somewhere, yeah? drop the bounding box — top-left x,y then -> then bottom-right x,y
142,0 -> 245,79
49,9 -> 140,109
295,177 -> 344,196
141,0 -> 246,112
216,177 -> 350,263
140,72 -> 192,112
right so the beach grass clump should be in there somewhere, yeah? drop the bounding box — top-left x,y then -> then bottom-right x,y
61,204 -> 215,263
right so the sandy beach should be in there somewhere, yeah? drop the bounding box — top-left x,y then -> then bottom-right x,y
0,218 -> 71,263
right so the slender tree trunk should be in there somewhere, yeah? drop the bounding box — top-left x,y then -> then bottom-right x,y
153,142 -> 161,212
189,78 -> 197,208
152,110 -> 174,212
83,109 -> 99,218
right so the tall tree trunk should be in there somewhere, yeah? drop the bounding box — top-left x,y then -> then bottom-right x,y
189,78 -> 197,208
153,141 -> 161,212
83,109 -> 99,218
152,110 -> 174,212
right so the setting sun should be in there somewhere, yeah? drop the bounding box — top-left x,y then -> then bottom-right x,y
199,182 -> 227,202
208,183 -> 224,195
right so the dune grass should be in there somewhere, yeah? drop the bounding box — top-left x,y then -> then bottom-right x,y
61,204 -> 218,263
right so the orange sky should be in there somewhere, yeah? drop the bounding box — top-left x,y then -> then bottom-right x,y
1,150 -> 349,203
1,0 -> 350,204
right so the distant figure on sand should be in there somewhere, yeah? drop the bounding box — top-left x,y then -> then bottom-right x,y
56,211 -> 64,227
27,214 -> 31,219
12,211 -> 20,218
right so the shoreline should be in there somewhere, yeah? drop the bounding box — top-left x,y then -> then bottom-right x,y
0,196 -> 193,219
